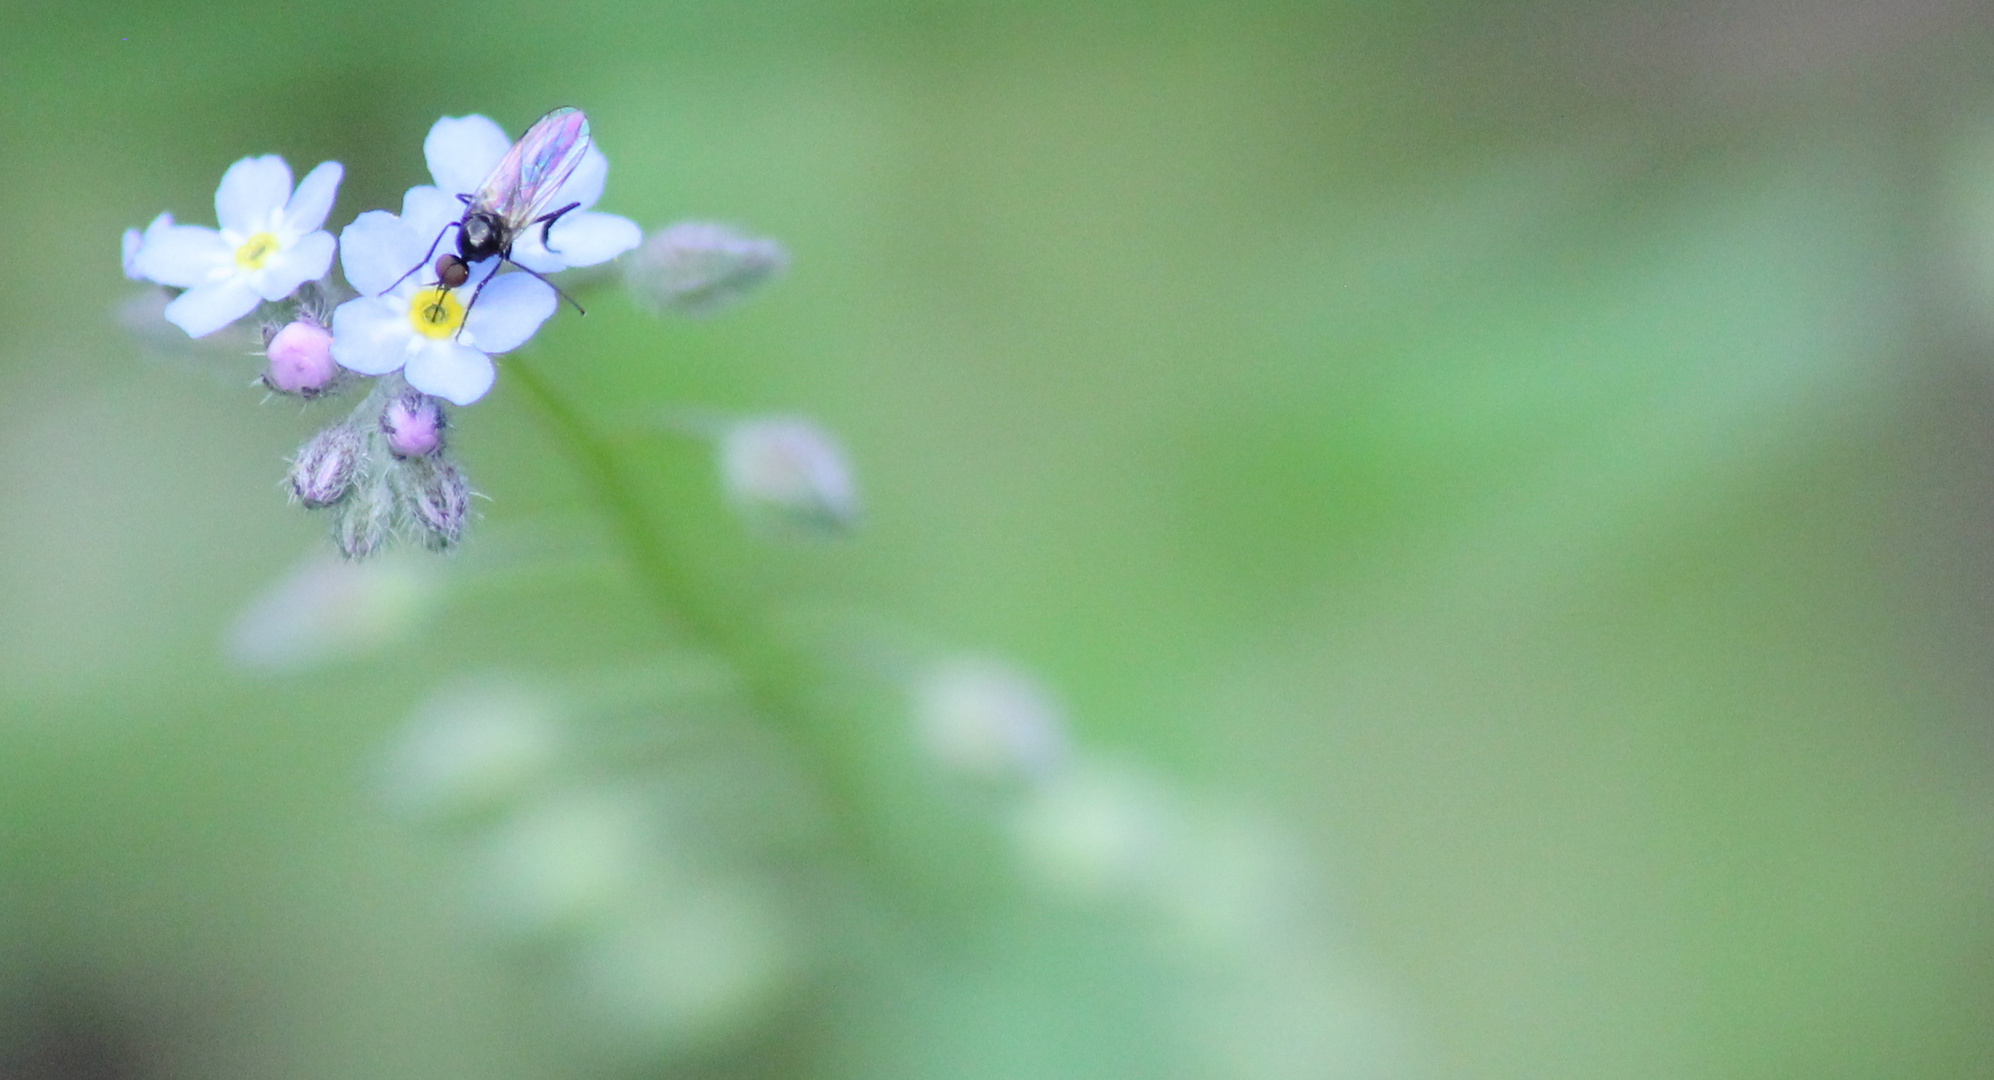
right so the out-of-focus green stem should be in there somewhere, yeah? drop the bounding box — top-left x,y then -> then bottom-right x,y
505,354 -> 867,849
504,356 -> 725,646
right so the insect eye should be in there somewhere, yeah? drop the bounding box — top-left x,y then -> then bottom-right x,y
434,255 -> 470,289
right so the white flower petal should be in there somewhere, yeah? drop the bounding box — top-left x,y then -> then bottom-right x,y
341,211 -> 424,296
425,115 -> 511,196
215,155 -> 294,235
332,295 -> 421,375
406,339 -> 496,405
506,237 -> 557,274
401,185 -> 467,245
124,212 -> 177,278
508,243 -> 551,273
465,272 -> 557,354
541,212 -> 642,269
254,230 -> 335,301
557,144 -> 609,212
164,279 -> 260,337
284,161 -> 344,234
133,224 -> 229,287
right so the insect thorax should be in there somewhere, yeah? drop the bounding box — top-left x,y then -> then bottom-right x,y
457,212 -> 507,261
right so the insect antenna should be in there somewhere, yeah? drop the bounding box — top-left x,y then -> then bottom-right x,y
452,259 -> 586,341
505,259 -> 586,315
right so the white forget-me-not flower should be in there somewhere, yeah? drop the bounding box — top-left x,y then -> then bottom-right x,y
416,114 -> 642,272
129,156 -> 342,337
330,187 -> 557,406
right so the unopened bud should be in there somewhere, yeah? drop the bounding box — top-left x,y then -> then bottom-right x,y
625,221 -> 787,317
289,423 -> 365,509
473,787 -> 653,932
381,388 -> 447,458
224,551 -> 439,672
573,886 -> 796,1047
385,679 -> 562,820
1010,762 -> 1171,901
718,416 -> 859,534
333,477 -> 395,560
396,456 -> 472,549
914,658 -> 1070,787
262,319 -> 339,398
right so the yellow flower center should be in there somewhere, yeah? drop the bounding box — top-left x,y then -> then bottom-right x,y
233,232 -> 280,270
408,287 -> 466,339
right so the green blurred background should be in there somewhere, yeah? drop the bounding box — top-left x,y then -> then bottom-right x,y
4,1 -> 1994,1078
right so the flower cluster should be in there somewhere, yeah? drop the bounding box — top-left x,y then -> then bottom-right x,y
123,111 -> 646,557
155,110 -> 1390,1080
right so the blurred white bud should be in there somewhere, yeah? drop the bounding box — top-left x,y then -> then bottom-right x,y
261,319 -> 339,398
118,288 -> 251,364
222,550 -> 439,673
395,455 -> 471,549
117,288 -> 189,353
380,386 -> 446,458
718,416 -> 859,534
570,884 -> 796,1053
472,787 -> 658,934
289,423 -> 365,509
1009,760 -> 1172,902
383,679 -> 562,821
1149,808 -> 1306,957
913,658 -> 1071,787
1188,967 -> 1405,1080
625,221 -> 787,317
118,288 -> 177,343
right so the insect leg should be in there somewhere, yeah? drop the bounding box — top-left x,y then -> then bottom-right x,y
383,221 -> 460,294
502,256 -> 586,316
531,202 -> 583,253
453,262 -> 500,341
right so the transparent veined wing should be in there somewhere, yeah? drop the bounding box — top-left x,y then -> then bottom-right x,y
469,107 -> 592,227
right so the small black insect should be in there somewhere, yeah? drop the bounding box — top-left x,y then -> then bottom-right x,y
386,107 -> 593,322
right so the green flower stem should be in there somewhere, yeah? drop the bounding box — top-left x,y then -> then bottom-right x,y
504,354 -> 869,853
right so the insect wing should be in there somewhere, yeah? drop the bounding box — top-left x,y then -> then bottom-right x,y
469,107 -> 592,228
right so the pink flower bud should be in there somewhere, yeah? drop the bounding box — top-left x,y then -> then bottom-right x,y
263,319 -> 340,398
380,388 -> 447,458
289,423 -> 365,509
